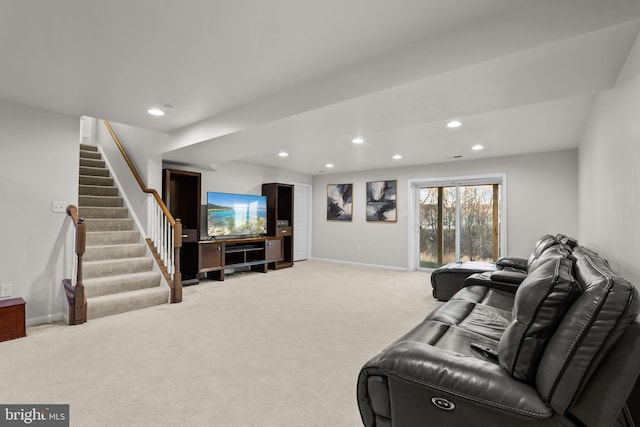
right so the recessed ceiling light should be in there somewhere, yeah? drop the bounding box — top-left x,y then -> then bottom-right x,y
325,163 -> 334,168
393,154 -> 402,160
147,108 -> 164,116
472,144 -> 484,151
352,137 -> 364,144
162,104 -> 176,112
446,120 -> 462,128
278,151 -> 289,157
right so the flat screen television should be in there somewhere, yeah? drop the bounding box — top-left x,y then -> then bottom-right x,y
206,192 -> 267,238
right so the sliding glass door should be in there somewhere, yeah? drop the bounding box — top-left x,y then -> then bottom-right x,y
419,181 -> 501,268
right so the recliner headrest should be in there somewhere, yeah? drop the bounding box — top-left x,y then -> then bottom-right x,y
526,235 -> 557,271
499,254 -> 580,384
554,233 -> 578,249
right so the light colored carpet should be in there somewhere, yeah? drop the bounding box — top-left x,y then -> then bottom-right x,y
0,260 -> 438,426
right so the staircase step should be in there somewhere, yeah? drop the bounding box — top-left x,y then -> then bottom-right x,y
79,195 -> 123,207
86,230 -> 140,245
74,143 -> 170,321
84,243 -> 147,262
85,218 -> 134,232
83,257 -> 154,279
80,149 -> 102,160
80,143 -> 98,152
83,271 -> 162,298
79,206 -> 128,219
87,287 -> 169,320
80,166 -> 110,177
79,175 -> 114,187
79,184 -> 119,197
80,158 -> 106,168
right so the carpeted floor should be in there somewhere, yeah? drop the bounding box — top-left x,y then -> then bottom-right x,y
0,260 -> 438,426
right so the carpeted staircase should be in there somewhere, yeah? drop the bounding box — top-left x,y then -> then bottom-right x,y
78,143 -> 169,319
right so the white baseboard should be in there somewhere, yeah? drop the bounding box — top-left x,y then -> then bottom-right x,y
309,257 -> 408,272
27,313 -> 64,327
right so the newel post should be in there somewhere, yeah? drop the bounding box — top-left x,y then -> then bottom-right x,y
172,219 -> 183,303
75,219 -> 88,324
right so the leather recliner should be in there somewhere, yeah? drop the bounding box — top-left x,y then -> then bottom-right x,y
430,234 -> 577,301
357,243 -> 640,426
463,234 -> 580,293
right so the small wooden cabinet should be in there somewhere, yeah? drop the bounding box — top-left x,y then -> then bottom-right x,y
265,237 -> 283,261
262,183 -> 294,269
0,298 -> 26,342
198,242 -> 223,272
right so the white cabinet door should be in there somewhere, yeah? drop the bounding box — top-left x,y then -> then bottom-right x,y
293,184 -> 311,261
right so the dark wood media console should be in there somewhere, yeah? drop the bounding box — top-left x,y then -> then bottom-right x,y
198,236 -> 283,281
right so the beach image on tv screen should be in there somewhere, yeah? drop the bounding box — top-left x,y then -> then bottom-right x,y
207,192 -> 267,237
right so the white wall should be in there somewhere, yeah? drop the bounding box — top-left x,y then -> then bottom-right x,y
0,99 -> 79,324
312,149 -> 579,269
199,161 -> 311,196
95,119 -> 313,270
163,160 -> 312,237
579,34 -> 640,287
94,120 -> 170,234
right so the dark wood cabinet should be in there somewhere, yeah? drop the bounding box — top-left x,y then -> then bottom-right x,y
163,168 -> 201,284
265,237 -> 283,261
0,298 -> 26,342
198,242 -> 223,271
262,183 -> 294,269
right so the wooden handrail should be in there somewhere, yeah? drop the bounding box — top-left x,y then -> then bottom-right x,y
102,119 -> 182,303
66,204 -> 80,225
102,120 -> 176,225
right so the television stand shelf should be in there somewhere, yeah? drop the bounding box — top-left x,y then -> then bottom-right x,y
197,237 -> 283,281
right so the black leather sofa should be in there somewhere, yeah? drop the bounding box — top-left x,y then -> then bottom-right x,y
463,234 -> 580,293
430,234 -> 576,301
357,242 -> 640,426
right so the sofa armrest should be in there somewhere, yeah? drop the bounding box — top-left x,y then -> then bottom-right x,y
489,270 -> 527,285
463,272 -> 521,293
496,257 -> 528,272
377,341 -> 553,419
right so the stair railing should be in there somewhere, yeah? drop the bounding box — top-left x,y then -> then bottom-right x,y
63,205 -> 87,324
102,120 -> 183,303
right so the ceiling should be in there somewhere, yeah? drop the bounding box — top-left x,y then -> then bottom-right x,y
1,1 -> 639,176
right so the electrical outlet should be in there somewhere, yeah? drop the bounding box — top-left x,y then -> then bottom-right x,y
52,201 -> 67,213
0,284 -> 12,298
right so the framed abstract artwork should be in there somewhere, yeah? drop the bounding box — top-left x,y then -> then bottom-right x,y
366,180 -> 397,222
327,183 -> 353,221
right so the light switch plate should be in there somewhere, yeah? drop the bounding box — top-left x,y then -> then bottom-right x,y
0,284 -> 12,297
52,201 -> 67,213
